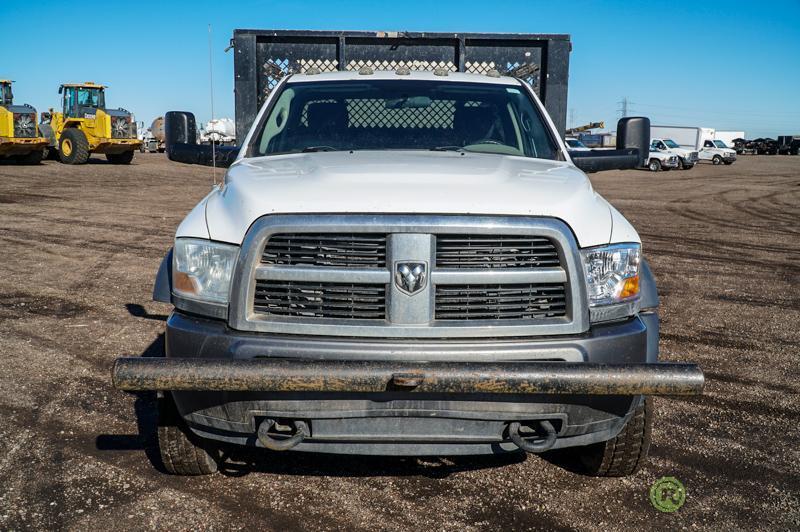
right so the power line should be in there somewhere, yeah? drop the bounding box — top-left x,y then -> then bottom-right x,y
634,101 -> 800,118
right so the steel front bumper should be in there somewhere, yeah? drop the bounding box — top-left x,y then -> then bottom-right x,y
113,358 -> 703,396
112,312 -> 703,455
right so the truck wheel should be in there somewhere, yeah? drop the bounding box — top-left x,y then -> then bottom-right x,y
562,398 -> 653,477
59,128 -> 90,164
648,159 -> 661,172
712,155 -> 722,165
17,150 -> 43,165
106,151 -> 135,165
157,395 -> 219,475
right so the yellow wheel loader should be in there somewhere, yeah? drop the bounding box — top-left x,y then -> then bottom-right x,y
40,82 -> 141,164
0,80 -> 49,164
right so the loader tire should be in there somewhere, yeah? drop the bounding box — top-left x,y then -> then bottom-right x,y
157,395 -> 219,476
106,151 -> 135,165
59,128 -> 90,164
553,398 -> 653,477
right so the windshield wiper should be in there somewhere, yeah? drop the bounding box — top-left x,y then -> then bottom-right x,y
301,146 -> 337,152
429,146 -> 465,152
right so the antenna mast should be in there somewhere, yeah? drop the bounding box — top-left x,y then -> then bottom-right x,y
208,24 -> 217,185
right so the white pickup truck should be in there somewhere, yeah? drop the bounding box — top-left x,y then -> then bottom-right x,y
645,146 -> 680,172
112,69 -> 703,476
650,138 -> 698,170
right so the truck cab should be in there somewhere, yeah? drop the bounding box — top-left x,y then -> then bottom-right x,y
700,138 -> 737,165
650,138 -> 698,169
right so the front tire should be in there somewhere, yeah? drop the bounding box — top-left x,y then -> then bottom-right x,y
712,155 -> 722,165
59,128 -> 90,164
558,398 -> 653,477
157,395 -> 219,475
106,151 -> 135,165
648,159 -> 661,172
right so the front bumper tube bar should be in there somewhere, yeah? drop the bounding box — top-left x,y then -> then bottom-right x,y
112,358 -> 704,396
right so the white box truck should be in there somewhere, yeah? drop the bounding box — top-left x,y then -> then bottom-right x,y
651,126 -> 737,165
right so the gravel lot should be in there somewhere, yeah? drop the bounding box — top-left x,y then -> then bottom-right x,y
0,154 -> 798,531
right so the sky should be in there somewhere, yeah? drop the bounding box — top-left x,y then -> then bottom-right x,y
2,0 -> 799,138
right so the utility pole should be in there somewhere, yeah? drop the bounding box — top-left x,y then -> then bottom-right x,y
617,97 -> 633,118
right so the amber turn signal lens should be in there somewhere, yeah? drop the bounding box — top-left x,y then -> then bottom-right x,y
620,276 -> 640,299
173,271 -> 198,295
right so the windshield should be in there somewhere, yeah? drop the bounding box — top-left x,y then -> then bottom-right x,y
713,140 -> 728,148
663,139 -> 679,148
77,88 -> 105,108
253,80 -> 559,160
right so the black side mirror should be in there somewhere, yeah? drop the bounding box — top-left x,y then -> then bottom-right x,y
164,111 -> 240,168
570,117 -> 650,173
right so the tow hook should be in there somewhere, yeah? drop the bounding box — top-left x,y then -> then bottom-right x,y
508,420 -> 557,453
257,419 -> 309,451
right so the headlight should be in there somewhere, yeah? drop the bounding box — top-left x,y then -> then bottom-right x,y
580,243 -> 641,322
173,238 -> 239,304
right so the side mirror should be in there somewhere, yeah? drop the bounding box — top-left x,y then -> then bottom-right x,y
570,117 -> 650,173
164,111 -> 240,168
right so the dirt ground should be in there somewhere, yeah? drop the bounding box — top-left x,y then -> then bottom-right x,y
0,153 -> 798,531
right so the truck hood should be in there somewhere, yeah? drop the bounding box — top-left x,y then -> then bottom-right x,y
669,146 -> 696,156
202,151 -> 626,247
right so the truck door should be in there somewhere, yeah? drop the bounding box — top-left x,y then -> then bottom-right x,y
64,88 -> 78,119
700,139 -> 715,160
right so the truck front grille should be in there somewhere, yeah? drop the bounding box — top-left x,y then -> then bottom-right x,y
234,215 -> 587,338
253,280 -> 386,319
435,284 -> 567,320
436,235 -> 560,269
263,233 -> 387,268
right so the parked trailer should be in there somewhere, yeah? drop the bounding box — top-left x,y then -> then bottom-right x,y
777,135 -> 800,155
231,30 -> 571,143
